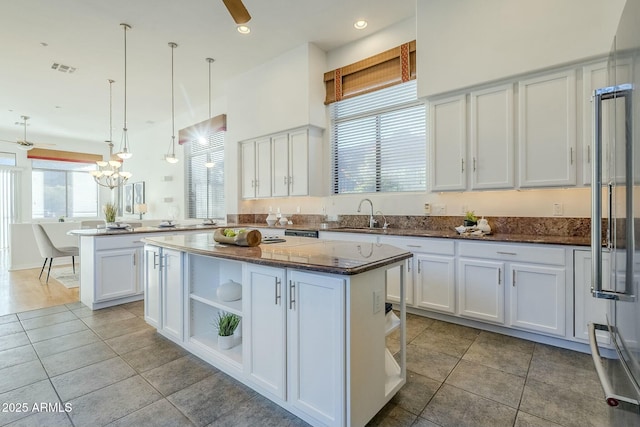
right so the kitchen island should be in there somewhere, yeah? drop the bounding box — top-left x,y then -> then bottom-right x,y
69,224 -> 218,310
141,233 -> 412,427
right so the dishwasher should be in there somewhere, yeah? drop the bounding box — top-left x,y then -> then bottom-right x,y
284,229 -> 319,238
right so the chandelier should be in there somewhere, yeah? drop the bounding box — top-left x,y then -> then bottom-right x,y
91,79 -> 132,189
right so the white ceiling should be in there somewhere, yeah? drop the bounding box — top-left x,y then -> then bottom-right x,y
0,0 -> 416,148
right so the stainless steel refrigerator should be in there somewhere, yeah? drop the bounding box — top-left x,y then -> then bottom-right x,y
590,0 -> 640,424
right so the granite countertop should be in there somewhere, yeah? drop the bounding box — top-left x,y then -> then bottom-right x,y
68,223 -> 219,236
225,223 -> 592,246
141,233 -> 412,275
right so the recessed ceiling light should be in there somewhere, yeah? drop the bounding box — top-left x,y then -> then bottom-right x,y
237,25 -> 251,34
354,20 -> 368,30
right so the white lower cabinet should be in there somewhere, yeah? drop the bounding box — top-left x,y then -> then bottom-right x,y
458,258 -> 505,323
574,250 -> 612,345
415,253 -> 456,314
244,265 -> 345,425
386,260 -> 414,305
95,247 -> 141,302
161,249 -> 184,341
457,242 -> 567,336
244,264 -> 286,400
143,246 -> 161,328
508,263 -> 565,336
143,246 -> 184,341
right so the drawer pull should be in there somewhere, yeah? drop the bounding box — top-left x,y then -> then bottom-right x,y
512,270 -> 516,286
496,251 -> 517,255
407,244 -> 422,248
498,268 -> 502,285
289,280 -> 296,310
275,278 -> 281,305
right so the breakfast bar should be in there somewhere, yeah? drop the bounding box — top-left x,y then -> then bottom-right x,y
140,233 -> 412,427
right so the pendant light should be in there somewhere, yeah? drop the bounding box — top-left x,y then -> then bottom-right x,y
116,23 -> 133,160
91,79 -> 132,189
165,42 -> 179,164
204,57 -> 215,168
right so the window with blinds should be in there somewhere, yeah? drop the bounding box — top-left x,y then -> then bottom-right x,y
185,130 -> 225,220
330,80 -> 426,194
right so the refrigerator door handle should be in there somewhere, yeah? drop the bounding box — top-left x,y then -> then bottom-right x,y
589,322 -> 640,407
592,85 -> 635,301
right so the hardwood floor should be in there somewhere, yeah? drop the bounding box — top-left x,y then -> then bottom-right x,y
0,249 -> 79,316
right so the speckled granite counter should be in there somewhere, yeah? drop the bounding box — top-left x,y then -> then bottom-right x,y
68,223 -> 218,236
141,233 -> 412,275
224,223 -> 593,247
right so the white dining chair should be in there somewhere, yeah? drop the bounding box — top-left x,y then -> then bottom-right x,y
32,224 -> 80,284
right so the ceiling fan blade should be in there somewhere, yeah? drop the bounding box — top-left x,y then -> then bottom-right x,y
222,0 -> 251,24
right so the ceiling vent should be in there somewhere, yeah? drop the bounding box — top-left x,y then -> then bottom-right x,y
51,63 -> 77,74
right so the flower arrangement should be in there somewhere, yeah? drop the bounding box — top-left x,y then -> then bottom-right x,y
103,203 -> 117,223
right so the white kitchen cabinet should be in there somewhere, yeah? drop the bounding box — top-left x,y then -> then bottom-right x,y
243,264 -> 286,400
429,94 -> 466,191
470,84 -> 514,190
144,245 -> 162,328
518,70 -> 577,187
574,250 -> 612,345
242,127 -> 323,199
288,270 -> 345,426
161,248 -> 184,342
385,259 -> 414,306
458,258 -> 505,324
241,137 -> 272,199
95,246 -> 141,302
272,128 -> 314,197
582,60 -> 631,185
508,263 -> 565,337
416,253 -> 456,314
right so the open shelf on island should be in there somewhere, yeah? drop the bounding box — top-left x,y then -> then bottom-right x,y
385,310 -> 400,336
189,299 -> 243,367
384,348 -> 403,397
190,292 -> 242,316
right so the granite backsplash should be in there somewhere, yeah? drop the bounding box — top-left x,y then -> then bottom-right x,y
227,214 -> 599,239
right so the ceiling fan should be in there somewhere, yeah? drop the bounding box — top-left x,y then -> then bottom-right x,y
0,116 -> 55,150
222,0 -> 251,24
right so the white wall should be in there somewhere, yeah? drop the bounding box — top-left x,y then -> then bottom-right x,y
417,0 -> 626,98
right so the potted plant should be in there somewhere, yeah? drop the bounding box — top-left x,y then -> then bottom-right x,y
214,311 -> 241,350
103,202 -> 117,225
464,210 -> 478,227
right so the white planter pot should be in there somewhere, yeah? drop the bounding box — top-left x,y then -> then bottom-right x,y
218,335 -> 234,350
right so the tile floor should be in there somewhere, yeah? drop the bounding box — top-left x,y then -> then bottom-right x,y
0,301 -> 633,427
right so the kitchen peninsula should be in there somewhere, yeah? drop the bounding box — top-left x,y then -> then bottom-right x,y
69,224 -> 217,310
140,233 -> 412,427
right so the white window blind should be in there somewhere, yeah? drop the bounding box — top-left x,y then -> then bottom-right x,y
330,80 -> 426,194
0,168 -> 19,248
185,130 -> 225,220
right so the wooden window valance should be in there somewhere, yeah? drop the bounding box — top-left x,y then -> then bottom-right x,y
179,114 -> 227,145
27,148 -> 102,164
324,40 -> 416,105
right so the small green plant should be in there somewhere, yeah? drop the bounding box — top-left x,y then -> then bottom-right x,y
213,312 -> 241,337
464,210 -> 478,222
103,203 -> 117,223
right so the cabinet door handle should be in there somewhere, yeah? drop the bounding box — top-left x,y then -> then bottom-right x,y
461,158 -> 465,173
289,175 -> 293,185
133,252 -> 136,266
473,157 -> 476,172
407,244 -> 422,248
289,280 -> 296,310
498,268 -> 502,285
417,260 -> 421,274
275,278 -> 281,305
407,260 -> 411,273
587,145 -> 591,163
283,176 -> 288,185
153,252 -> 159,269
570,147 -> 574,165
512,270 -> 516,286
496,251 -> 517,256
251,179 -> 255,188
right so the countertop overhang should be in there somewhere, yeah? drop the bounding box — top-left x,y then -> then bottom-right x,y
68,224 -> 218,236
141,234 -> 413,275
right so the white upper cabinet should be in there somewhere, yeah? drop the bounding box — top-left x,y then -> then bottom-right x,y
470,85 -> 514,189
241,138 -> 272,199
429,95 -> 466,191
241,126 -> 323,199
518,70 -> 577,187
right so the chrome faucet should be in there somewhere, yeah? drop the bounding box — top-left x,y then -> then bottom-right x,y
357,198 -> 377,228
375,210 -> 388,229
